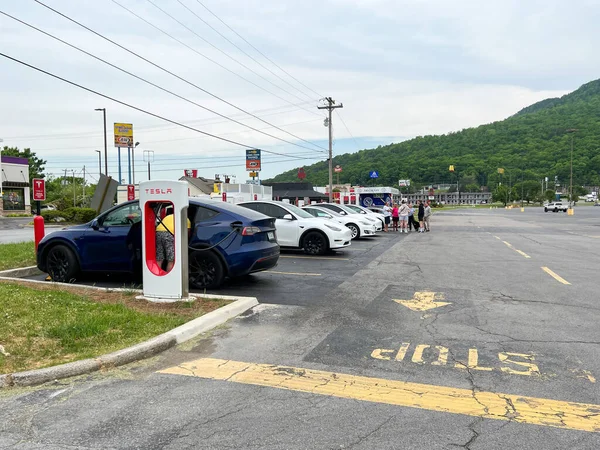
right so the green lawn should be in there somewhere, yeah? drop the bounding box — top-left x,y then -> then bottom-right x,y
0,241 -> 36,271
0,282 -> 229,374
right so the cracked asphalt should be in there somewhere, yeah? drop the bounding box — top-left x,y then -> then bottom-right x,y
2,207 -> 600,449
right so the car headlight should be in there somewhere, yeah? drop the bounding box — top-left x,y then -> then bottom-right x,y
324,223 -> 342,232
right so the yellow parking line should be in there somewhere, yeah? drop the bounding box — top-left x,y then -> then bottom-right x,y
280,255 -> 350,261
541,267 -> 571,285
494,236 -> 501,240
159,358 -> 600,433
502,241 -> 531,259
265,271 -> 321,276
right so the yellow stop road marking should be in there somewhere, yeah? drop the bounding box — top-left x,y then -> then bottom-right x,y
159,358 -> 600,433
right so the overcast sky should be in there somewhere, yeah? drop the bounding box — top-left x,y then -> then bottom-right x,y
1,0 -> 599,185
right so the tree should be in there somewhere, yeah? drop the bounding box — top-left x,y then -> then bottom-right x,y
465,183 -> 480,192
2,147 -> 46,183
492,185 -> 509,206
544,189 -> 556,203
513,181 -> 542,204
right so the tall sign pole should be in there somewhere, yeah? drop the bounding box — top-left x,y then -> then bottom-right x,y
318,97 -> 343,202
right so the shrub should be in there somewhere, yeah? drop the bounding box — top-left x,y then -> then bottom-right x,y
41,210 -> 67,222
63,207 -> 97,223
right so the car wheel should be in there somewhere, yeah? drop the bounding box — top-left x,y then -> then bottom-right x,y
554,208 -> 558,212
189,250 -> 225,290
347,223 -> 360,240
544,208 -> 548,212
46,244 -> 79,282
303,231 -> 328,255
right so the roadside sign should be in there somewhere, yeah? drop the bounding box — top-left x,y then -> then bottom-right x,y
183,169 -> 198,178
369,171 -> 379,179
114,123 -> 133,148
32,178 -> 46,201
298,168 -> 306,179
127,184 -> 135,201
246,149 -> 261,171
449,165 -> 455,172
249,171 -> 258,178
334,165 -> 343,173
428,195 -> 435,200
398,179 -> 411,187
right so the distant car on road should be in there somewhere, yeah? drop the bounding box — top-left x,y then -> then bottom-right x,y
544,202 -> 568,212
37,199 -> 279,289
239,200 -> 352,255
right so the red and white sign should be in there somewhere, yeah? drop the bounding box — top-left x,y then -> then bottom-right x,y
298,167 -> 306,180
184,169 -> 198,178
32,178 -> 46,201
222,192 -> 227,202
127,184 -> 136,201
334,165 -> 342,173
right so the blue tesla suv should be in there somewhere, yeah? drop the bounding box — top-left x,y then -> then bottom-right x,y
36,199 -> 280,289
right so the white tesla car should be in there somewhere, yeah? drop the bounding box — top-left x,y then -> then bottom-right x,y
343,204 -> 386,228
238,200 -> 352,255
302,205 -> 376,239
316,203 -> 383,231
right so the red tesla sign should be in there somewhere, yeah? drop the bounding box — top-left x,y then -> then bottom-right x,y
298,167 -> 306,179
127,184 -> 135,201
32,178 -> 45,201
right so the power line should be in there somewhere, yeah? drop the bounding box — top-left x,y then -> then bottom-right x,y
335,110 -> 363,153
0,51 -> 315,161
110,0 -> 321,119
2,10 -> 324,154
145,0 -> 312,105
195,0 -> 323,100
32,0 -> 326,152
174,0 -> 313,102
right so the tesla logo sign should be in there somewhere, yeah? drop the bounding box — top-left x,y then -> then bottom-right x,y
144,188 -> 173,195
127,184 -> 135,201
32,178 -> 46,201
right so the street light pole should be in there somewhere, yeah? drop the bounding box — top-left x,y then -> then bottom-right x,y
95,150 -> 101,177
143,150 -> 154,181
133,142 -> 139,184
94,108 -> 108,176
566,129 -> 578,206
0,138 -> 4,198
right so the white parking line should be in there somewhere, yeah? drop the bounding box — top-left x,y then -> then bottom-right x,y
280,255 -> 350,261
265,271 -> 321,276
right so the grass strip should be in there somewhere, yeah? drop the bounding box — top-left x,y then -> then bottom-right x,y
0,242 -> 36,271
0,281 -> 229,374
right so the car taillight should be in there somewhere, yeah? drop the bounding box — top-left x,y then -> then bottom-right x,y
241,226 -> 261,236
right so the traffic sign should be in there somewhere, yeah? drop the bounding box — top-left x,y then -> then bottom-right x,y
369,171 -> 379,179
32,178 -> 46,201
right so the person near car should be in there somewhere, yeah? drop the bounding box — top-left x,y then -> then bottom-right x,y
382,201 -> 392,232
399,200 -> 410,233
391,203 -> 399,232
424,201 -> 432,232
407,202 -> 416,231
155,213 -> 192,273
417,200 -> 425,233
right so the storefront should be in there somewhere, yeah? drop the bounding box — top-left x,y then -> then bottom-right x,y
0,156 -> 31,216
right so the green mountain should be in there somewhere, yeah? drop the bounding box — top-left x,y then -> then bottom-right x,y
267,79 -> 600,190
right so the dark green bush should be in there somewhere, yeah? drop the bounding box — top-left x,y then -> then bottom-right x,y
41,210 -> 67,222
63,208 -> 97,223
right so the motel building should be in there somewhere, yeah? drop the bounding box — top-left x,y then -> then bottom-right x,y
0,155 -> 31,216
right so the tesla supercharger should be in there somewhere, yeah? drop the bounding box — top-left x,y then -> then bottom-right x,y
139,180 -> 190,301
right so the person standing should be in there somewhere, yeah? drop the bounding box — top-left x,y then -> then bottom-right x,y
407,202 -> 415,231
417,200 -> 425,233
399,200 -> 409,233
382,201 -> 392,232
391,203 -> 399,232
424,201 -> 432,232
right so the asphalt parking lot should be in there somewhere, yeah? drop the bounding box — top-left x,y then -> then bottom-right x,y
2,206 -> 600,449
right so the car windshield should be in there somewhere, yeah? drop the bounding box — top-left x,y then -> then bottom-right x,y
336,204 -> 360,215
282,203 -> 314,219
345,205 -> 365,213
315,207 -> 342,217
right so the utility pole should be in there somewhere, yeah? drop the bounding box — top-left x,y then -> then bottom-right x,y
72,169 -> 76,207
318,97 -> 343,202
143,150 -> 154,181
566,129 -> 578,205
94,108 -> 108,176
82,166 -> 86,206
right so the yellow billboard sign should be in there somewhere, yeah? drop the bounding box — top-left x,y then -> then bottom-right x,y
249,171 -> 258,178
497,168 -> 504,174
114,123 -> 133,148
449,165 -> 455,172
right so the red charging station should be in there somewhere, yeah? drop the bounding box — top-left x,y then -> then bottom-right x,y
138,180 -> 190,301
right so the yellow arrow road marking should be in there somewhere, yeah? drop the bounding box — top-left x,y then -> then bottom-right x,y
393,291 -> 452,311
159,358 -> 600,433
541,267 -> 571,285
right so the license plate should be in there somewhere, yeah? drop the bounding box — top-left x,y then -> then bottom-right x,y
267,231 -> 275,240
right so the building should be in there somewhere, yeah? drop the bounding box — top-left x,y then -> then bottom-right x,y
404,191 -> 492,205
0,155 -> 31,216
262,182 -> 327,203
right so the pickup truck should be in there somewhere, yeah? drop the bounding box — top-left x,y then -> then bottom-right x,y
544,202 -> 568,212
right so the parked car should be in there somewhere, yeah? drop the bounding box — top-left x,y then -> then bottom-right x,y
544,202 -> 568,212
343,204 -> 386,228
238,200 -> 352,255
302,205 -> 376,239
316,203 -> 383,231
37,199 -> 280,289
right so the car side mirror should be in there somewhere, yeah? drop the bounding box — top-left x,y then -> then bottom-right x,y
282,213 -> 294,220
91,219 -> 100,230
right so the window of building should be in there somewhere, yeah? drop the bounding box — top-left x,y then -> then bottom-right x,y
3,188 -> 25,211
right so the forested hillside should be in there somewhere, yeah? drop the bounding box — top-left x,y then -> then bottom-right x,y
268,79 -> 600,191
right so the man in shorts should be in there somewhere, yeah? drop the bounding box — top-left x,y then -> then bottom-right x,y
382,201 -> 392,232
156,212 -> 191,272
399,200 -> 410,233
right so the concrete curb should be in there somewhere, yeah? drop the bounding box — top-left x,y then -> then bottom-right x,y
0,266 -> 42,278
0,276 -> 259,388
